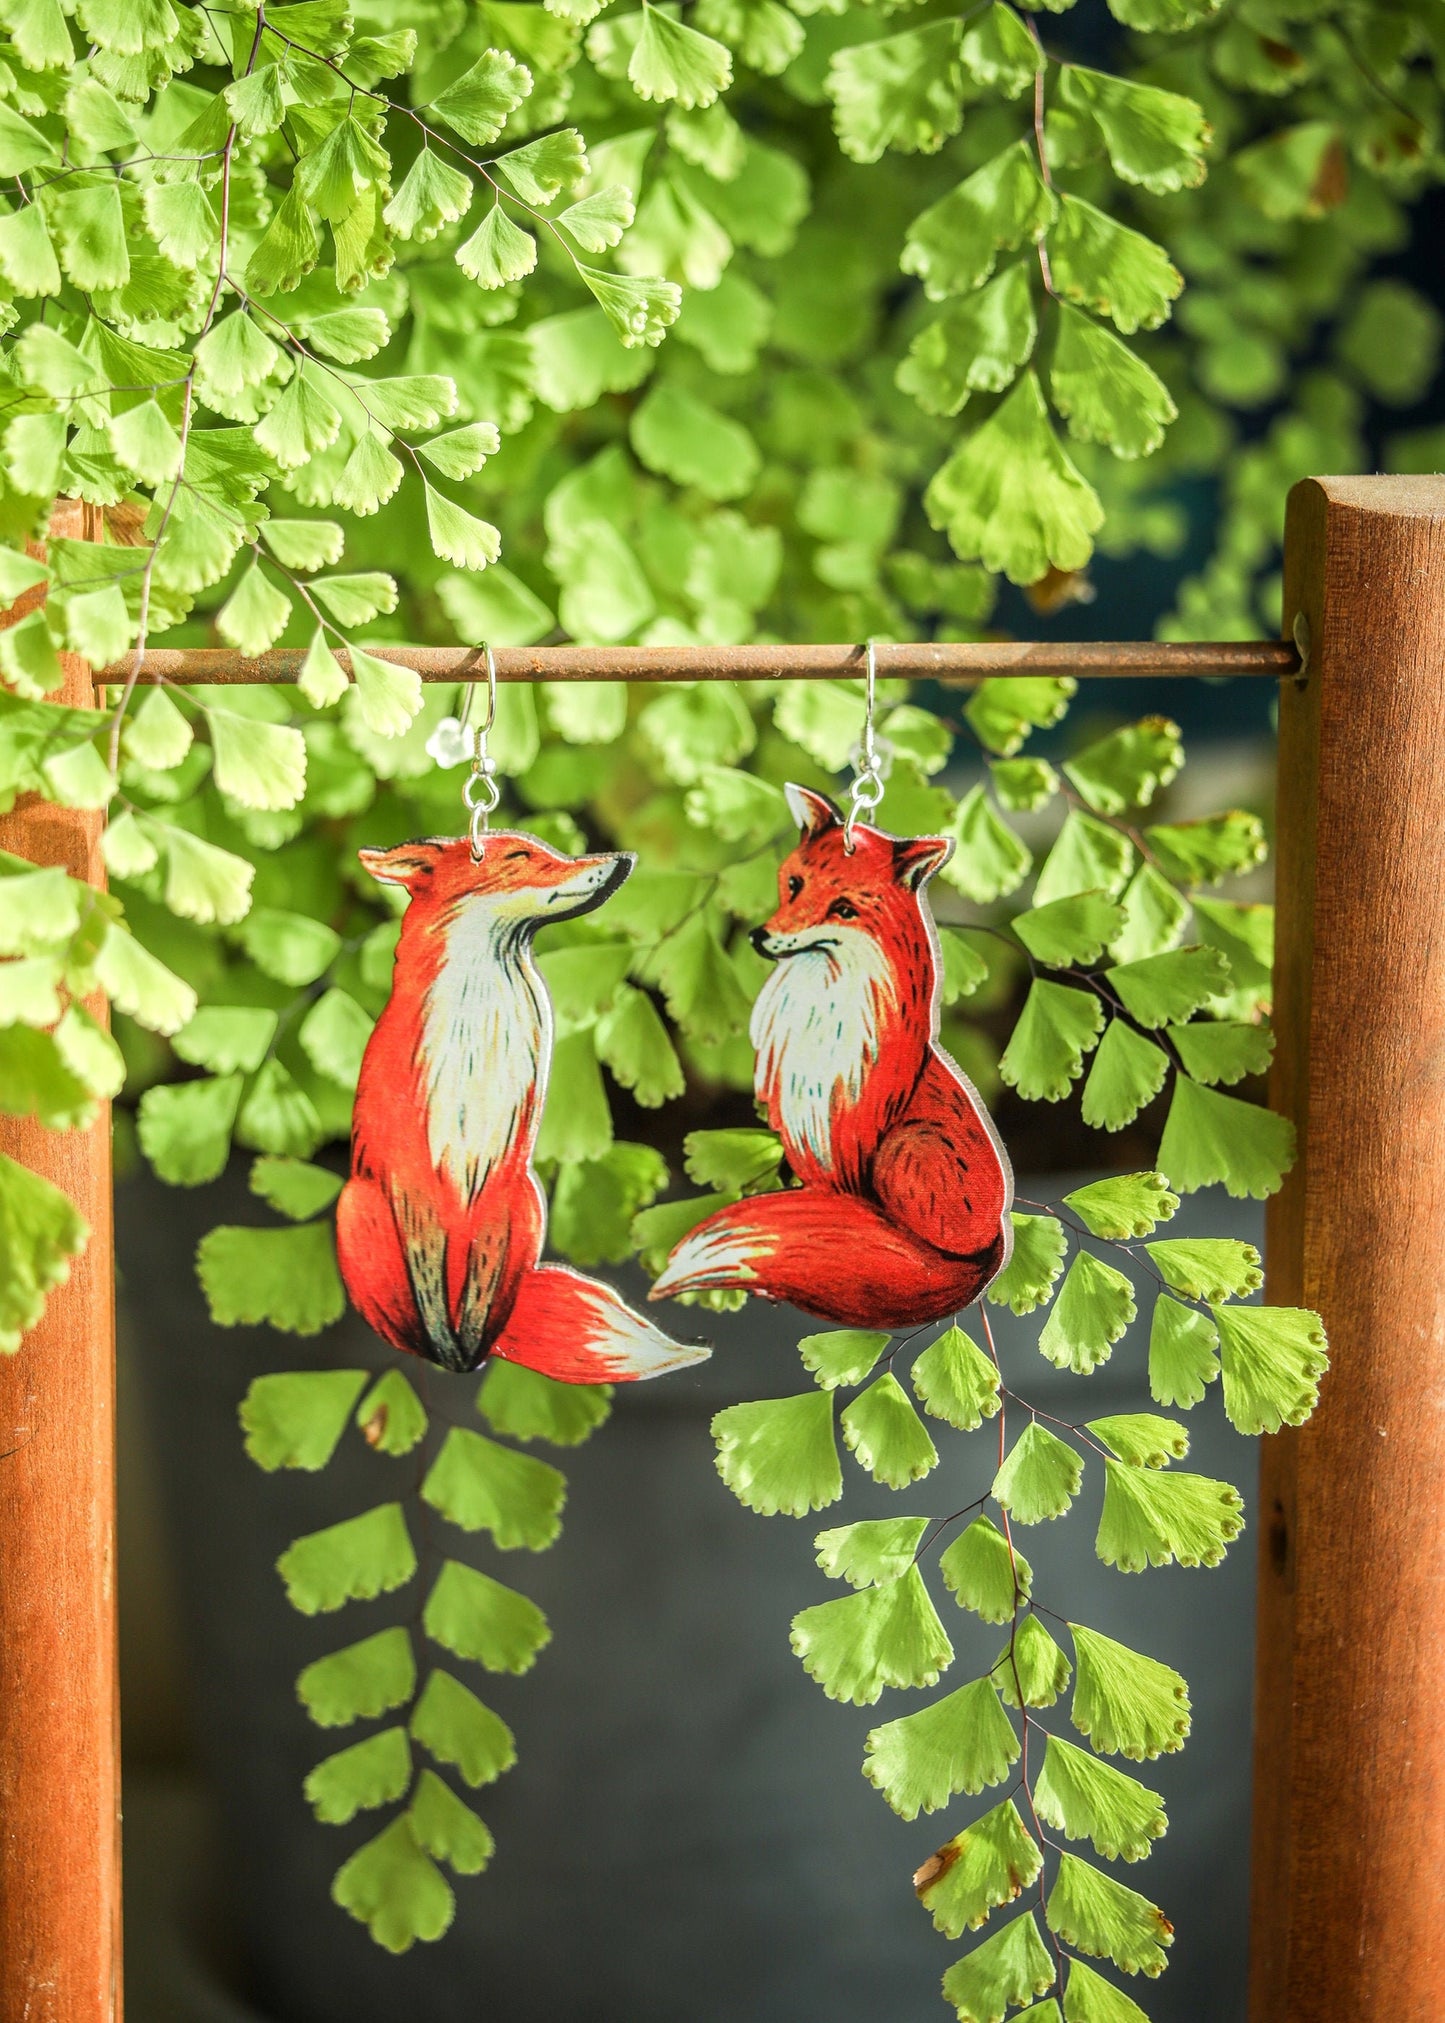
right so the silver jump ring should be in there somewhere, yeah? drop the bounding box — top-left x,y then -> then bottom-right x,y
464,643 -> 501,860
844,639 -> 881,855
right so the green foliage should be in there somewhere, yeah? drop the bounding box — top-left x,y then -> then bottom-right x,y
298,1630 -> 418,1731
994,1422 -> 1084,1523
791,1566 -> 954,1706
941,1912 -> 1056,2023
0,0 -> 1369,1981
941,1518 -> 1031,1625
864,1677 -> 1021,1820
421,1429 -> 567,1551
842,1372 -> 941,1488
916,1799 -> 1042,1939
712,1391 -> 842,1516
1034,1735 -> 1166,1864
241,1370 -> 368,1472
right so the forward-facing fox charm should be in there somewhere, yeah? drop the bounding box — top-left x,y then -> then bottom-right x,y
338,831 -> 706,1382
652,785 -> 1013,1327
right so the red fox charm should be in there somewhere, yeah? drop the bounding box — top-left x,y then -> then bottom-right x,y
651,786 -> 1014,1328
338,832 -> 707,1383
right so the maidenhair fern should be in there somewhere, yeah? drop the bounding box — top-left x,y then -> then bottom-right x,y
241,1351 -> 612,1950
0,0 -> 1412,1998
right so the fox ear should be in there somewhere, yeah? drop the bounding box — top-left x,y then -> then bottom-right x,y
784,783 -> 842,838
894,834 -> 952,891
358,841 -> 439,891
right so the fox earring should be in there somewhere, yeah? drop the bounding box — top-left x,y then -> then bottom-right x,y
337,649 -> 706,1386
652,648 -> 1015,1329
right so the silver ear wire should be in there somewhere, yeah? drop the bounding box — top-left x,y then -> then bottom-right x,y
843,638 -> 887,854
461,643 -> 501,860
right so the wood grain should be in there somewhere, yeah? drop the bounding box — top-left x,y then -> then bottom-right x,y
1250,475 -> 1445,2021
0,500 -> 121,2023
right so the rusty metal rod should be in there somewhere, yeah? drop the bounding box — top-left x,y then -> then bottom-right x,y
94,639 -> 1300,686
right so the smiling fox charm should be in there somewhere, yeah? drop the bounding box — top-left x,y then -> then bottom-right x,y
338,831 -> 707,1382
651,786 -> 1013,1328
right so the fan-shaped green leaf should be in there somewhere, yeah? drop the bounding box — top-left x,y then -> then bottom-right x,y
993,1423 -> 1083,1523
197,1220 -> 344,1334
408,1770 -> 494,1875
1081,1019 -> 1169,1132
1070,1625 -> 1191,1759
842,1372 -> 940,1487
1064,1173 -> 1178,1239
1039,1252 -> 1136,1374
1214,1302 -> 1328,1434
1035,1735 -> 1166,1864
1156,1076 -> 1295,1198
987,1213 -> 1068,1316
916,1800 -> 1042,1939
791,1566 -> 953,1706
354,1369 -> 428,1456
297,1628 -> 417,1730
332,1817 -> 454,1954
1046,1853 -> 1173,1976
1146,1237 -> 1261,1301
410,1669 -> 517,1787
305,1726 -> 411,1825
479,1358 -> 612,1447
1013,892 -> 1126,968
999,980 -> 1104,1101
864,1676 -> 1020,1819
940,1517 -> 1032,1623
421,1428 -> 566,1551
277,1503 -> 417,1615
1088,1414 -> 1188,1469
241,1369 -> 368,1471
940,1912 -> 1056,2023
992,1613 -> 1071,1709
423,1560 -> 551,1675
911,1324 -> 1001,1431
815,1516 -> 929,1590
1097,1458 -> 1244,1571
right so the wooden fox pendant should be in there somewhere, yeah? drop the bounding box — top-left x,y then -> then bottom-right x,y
338,831 -> 707,1382
652,786 -> 1014,1328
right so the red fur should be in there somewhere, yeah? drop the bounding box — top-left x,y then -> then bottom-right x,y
338,833 -> 699,1381
651,788 -> 1012,1327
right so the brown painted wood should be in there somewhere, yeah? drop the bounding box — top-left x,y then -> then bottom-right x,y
1250,476 -> 1445,2021
0,501 -> 121,2023
92,637 -> 1298,686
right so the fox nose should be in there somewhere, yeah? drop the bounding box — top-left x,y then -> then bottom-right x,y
750,926 -> 775,957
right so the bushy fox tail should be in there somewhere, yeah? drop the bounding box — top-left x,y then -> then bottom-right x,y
649,1189 -> 1005,1330
338,1174 -> 707,1379
494,1265 -> 710,1383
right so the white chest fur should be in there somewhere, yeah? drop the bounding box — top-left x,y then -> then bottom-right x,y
750,928 -> 895,1172
421,901 -> 547,1200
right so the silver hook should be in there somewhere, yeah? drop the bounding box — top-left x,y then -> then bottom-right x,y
458,642 -> 498,742
463,643 -> 501,860
844,639 -> 887,853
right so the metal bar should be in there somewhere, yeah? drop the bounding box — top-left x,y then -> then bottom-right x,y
1249,474 -> 1445,2020
94,638 -> 1299,686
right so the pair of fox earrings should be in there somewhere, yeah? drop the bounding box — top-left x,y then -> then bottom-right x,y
336,647 -> 1014,1386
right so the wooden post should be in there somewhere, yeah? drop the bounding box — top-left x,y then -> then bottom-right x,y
1250,476 -> 1445,2020
0,500 -> 121,2022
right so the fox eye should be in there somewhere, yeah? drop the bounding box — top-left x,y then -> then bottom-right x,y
787,874 -> 803,900
504,847 -> 528,861
828,897 -> 858,922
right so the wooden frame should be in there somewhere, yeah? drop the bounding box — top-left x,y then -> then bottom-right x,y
0,473 -> 1438,2023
